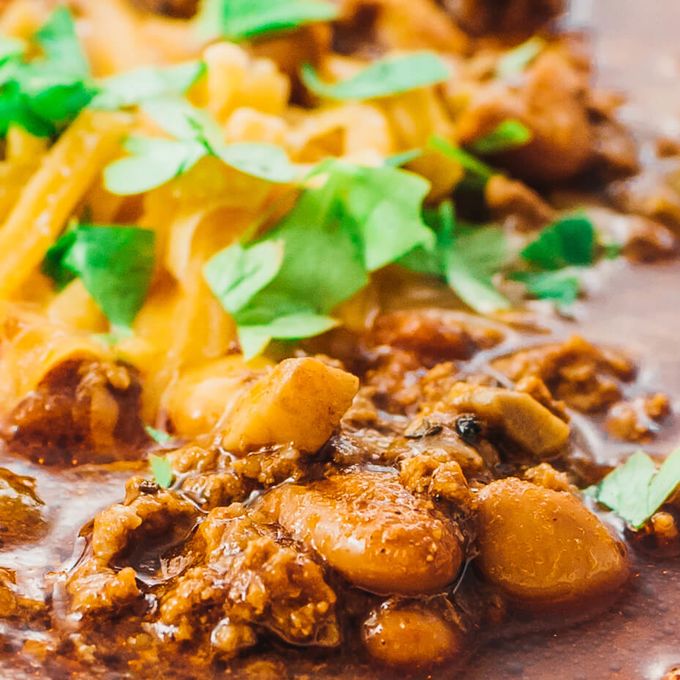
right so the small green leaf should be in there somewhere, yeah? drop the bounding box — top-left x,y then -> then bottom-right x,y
44,225 -> 156,328
145,426 -> 174,446
34,6 -> 90,78
384,148 -> 422,168
429,134 -> 494,183
445,226 -> 511,314
469,120 -> 532,155
589,449 -> 680,529
197,0 -> 339,41
141,96 -> 222,147
204,240 -> 285,314
149,454 -> 174,488
496,36 -> 545,80
521,214 -> 596,270
511,269 -> 581,306
91,61 -> 206,110
215,142 -> 298,183
0,36 -> 25,64
301,52 -> 449,101
104,137 -> 206,195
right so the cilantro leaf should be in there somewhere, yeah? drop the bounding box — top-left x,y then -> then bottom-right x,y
43,225 -> 156,328
145,426 -> 174,446
588,449 -> 680,529
469,120 -> 532,155
215,142 -> 299,184
496,36 -> 545,80
384,148 -> 423,168
0,7 -> 96,137
0,36 -> 25,64
149,454 -> 174,488
91,61 -> 206,110
429,134 -> 494,186
521,214 -> 596,270
205,161 -> 432,356
301,52 -> 450,102
197,0 -> 339,41
104,136 -> 206,195
511,269 -> 581,306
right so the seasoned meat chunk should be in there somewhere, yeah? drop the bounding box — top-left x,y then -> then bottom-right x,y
132,0 -> 197,18
6,359 -> 147,465
605,393 -> 671,442
476,478 -> 629,608
442,0 -> 564,36
0,468 -> 47,548
261,471 -> 464,595
159,506 -> 339,656
485,174 -> 555,231
221,358 -> 359,454
492,336 -> 636,413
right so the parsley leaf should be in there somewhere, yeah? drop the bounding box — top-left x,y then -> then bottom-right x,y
469,120 -> 532,155
43,225 -> 156,329
197,0 -> 339,41
496,36 -> 545,80
511,269 -> 581,307
145,426 -> 174,446
301,52 -> 450,101
521,214 -> 596,270
104,98 -> 299,194
91,61 -> 206,110
149,454 -> 174,488
588,449 -> 680,529
0,7 -> 96,137
205,161 -> 433,357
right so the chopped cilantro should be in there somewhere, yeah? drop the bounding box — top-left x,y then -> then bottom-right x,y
0,7 -> 96,137
145,425 -> 174,446
587,449 -> 680,529
197,0 -> 339,41
496,36 -> 545,80
469,120 -> 532,155
521,214 -> 596,270
384,148 -> 423,168
300,52 -> 450,101
105,98 -> 299,194
429,134 -> 494,185
511,269 -> 581,307
205,161 -> 433,357
43,224 -> 156,329
91,61 -> 206,110
149,454 -> 174,489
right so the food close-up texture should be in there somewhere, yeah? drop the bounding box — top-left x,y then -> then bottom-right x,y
0,0 -> 679,678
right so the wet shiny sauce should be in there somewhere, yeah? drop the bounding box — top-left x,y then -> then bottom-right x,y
2,2 -> 680,678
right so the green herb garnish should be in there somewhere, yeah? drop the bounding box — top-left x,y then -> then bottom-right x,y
400,201 -> 511,314
90,61 -> 206,110
43,224 -> 156,329
205,161 -> 433,357
429,134 -> 495,185
197,0 -> 339,41
521,214 -> 596,270
510,269 -> 581,307
149,454 -> 174,489
587,449 -> 680,529
0,7 -> 96,137
104,98 -> 298,194
145,426 -> 175,446
496,36 -> 545,80
300,52 -> 450,102
469,120 -> 532,155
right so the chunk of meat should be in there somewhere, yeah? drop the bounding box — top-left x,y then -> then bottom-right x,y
442,0 -> 564,36
492,335 -> 636,413
159,506 -> 339,656
0,468 -> 47,548
605,393 -> 671,442
399,453 -> 472,507
6,359 -> 147,465
370,309 -> 504,368
362,599 -> 464,666
221,357 -> 359,454
260,471 -> 464,595
476,478 -> 629,608
67,481 -> 198,614
438,382 -> 571,458
485,174 -> 555,231
132,0 -> 197,17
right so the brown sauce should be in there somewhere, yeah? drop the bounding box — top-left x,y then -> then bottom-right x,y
1,3 -> 680,679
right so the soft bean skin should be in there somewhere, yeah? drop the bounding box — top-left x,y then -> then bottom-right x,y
476,478 -> 629,607
261,471 -> 464,595
362,603 -> 463,667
